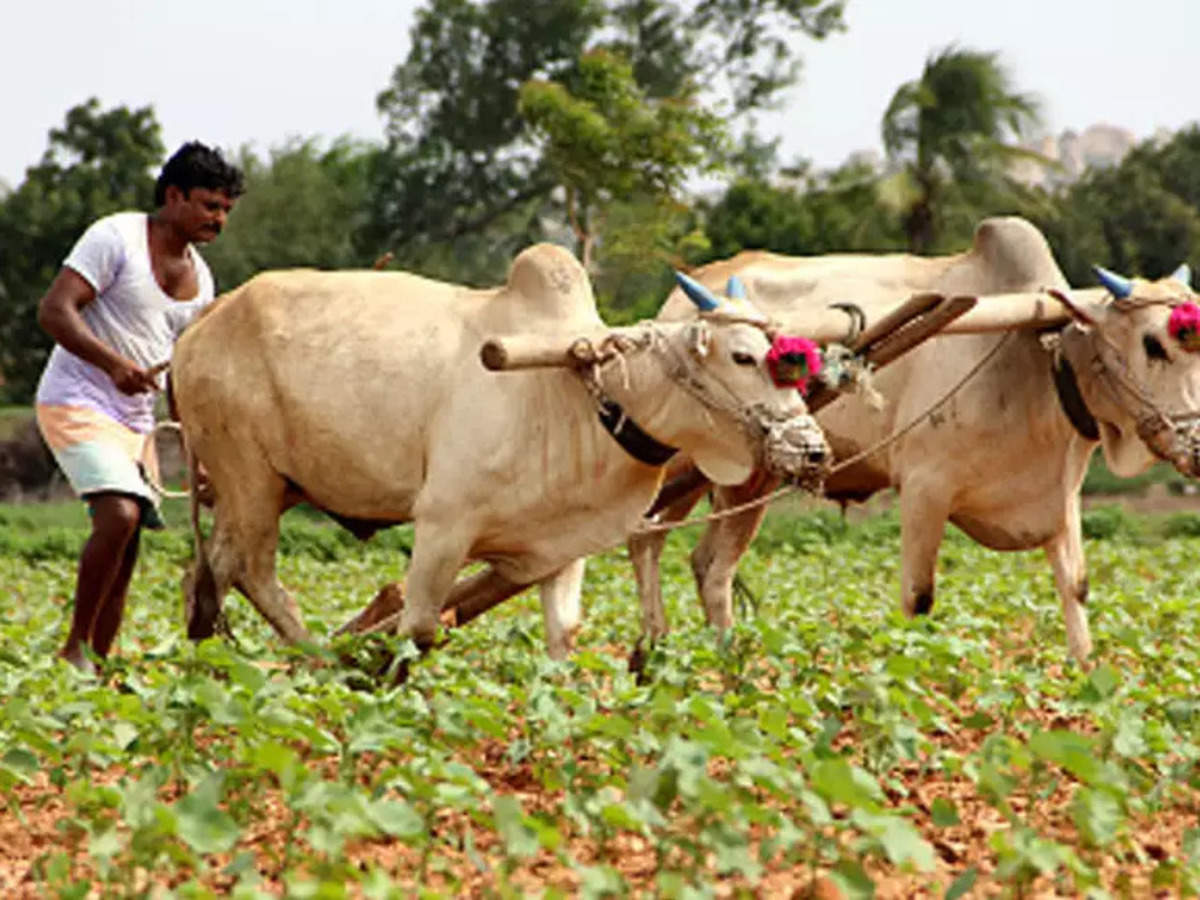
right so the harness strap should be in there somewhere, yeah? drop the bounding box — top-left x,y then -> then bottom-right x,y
1052,352 -> 1100,441
597,399 -> 678,466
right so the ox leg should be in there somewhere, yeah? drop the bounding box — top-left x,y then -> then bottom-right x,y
629,479 -> 710,642
398,525 -> 472,648
898,484 -> 950,618
1044,501 -> 1092,664
539,559 -> 587,661
691,473 -> 778,631
207,469 -> 309,644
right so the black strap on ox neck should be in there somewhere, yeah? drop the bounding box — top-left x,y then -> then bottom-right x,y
597,399 -> 679,466
1052,353 -> 1100,441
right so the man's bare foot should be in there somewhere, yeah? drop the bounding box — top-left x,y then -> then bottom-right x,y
60,645 -> 97,676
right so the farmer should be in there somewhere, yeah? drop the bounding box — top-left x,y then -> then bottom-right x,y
34,141 -> 244,673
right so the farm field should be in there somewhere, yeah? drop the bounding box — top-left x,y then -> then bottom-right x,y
2,502 -> 1200,898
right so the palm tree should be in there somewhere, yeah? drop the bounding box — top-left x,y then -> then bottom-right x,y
882,46 -> 1042,254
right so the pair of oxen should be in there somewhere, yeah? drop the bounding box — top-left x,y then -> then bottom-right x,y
174,217 -> 1200,667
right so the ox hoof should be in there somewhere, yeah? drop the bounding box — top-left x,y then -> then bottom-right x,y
909,591 -> 934,617
182,565 -> 222,641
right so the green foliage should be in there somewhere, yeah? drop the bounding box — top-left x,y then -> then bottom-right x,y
7,508 -> 1200,897
0,99 -> 163,402
881,46 -> 1042,254
1082,454 -> 1187,497
4,506 -> 1200,894
200,138 -> 378,291
1023,125 -> 1200,286
520,47 -> 724,270
366,0 -> 845,283
701,161 -> 906,261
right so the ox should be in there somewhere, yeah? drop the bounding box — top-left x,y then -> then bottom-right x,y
619,217 -> 1200,665
173,243 -> 831,654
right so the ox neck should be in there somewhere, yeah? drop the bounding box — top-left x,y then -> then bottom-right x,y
597,398 -> 679,467
1052,351 -> 1100,442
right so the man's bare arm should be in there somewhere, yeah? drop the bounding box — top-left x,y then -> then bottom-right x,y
38,268 -> 158,394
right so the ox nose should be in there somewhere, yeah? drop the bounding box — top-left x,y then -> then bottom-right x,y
807,447 -> 827,465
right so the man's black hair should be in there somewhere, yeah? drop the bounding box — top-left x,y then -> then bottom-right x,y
154,141 -> 245,206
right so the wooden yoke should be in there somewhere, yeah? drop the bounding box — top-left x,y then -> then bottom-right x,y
480,334 -> 603,371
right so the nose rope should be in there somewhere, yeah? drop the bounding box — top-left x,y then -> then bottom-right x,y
1079,307 -> 1200,434
584,323 -> 792,453
634,330 -> 1014,535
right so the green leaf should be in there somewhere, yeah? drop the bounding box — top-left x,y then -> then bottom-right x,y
368,799 -> 424,839
810,757 -> 885,808
176,775 -> 240,855
492,794 -> 538,859
931,796 -> 960,827
961,711 -> 993,729
88,827 -> 122,862
1070,787 -> 1122,848
828,860 -> 875,900
1028,730 -> 1102,784
1,747 -> 38,775
1088,663 -> 1121,699
944,866 -> 978,900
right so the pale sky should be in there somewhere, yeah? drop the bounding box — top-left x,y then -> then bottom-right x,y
3,0 -> 1198,189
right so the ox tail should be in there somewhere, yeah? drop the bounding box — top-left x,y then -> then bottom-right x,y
183,438 -> 222,640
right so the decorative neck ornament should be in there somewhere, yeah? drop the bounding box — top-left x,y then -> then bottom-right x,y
766,336 -> 823,391
1168,302 -> 1200,352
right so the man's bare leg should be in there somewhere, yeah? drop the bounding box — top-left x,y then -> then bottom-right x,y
61,493 -> 141,671
90,527 -> 141,658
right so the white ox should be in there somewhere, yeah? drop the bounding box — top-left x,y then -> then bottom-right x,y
623,217 -> 1200,664
173,243 -> 831,654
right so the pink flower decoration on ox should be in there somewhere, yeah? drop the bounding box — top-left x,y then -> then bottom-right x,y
766,335 -> 822,391
1168,302 -> 1200,353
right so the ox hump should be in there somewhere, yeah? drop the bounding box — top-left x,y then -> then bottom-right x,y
492,243 -> 602,329
968,217 -> 1067,292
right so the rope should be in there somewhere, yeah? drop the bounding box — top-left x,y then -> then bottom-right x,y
632,330 -> 1015,535
144,420 -> 191,500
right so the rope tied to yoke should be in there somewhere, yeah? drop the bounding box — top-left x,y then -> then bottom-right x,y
577,318 -> 817,459
633,330 -> 1016,535
1053,289 -> 1200,472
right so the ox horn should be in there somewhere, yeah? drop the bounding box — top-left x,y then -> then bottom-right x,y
1093,265 -> 1134,299
726,275 -> 747,300
1170,262 -> 1192,288
675,271 -> 723,311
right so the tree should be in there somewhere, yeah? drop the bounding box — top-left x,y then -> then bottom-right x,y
701,160 -> 905,261
1024,129 -> 1200,286
0,100 -> 163,402
882,46 -> 1041,254
201,138 -> 377,291
364,0 -> 845,282
519,48 -> 723,267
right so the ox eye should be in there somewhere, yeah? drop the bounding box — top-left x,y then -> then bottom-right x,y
1143,334 -> 1170,362
732,351 -> 757,366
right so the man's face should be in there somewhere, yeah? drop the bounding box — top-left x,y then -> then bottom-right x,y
165,185 -> 237,244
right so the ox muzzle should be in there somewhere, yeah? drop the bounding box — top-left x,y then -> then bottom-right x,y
1138,412 -> 1200,478
752,408 -> 832,490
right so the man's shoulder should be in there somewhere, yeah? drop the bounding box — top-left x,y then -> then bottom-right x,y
90,210 -> 146,238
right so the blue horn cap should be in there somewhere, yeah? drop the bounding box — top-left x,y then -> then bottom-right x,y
1170,263 -> 1192,288
725,275 -> 747,300
675,271 -> 722,311
1093,265 -> 1134,299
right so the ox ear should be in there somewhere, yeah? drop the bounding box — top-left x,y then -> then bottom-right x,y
686,320 -> 712,358
1093,265 -> 1134,300
1170,262 -> 1192,288
1050,287 -> 1101,328
675,271 -> 722,312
